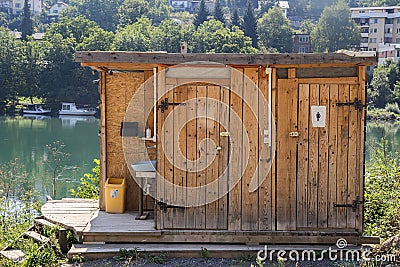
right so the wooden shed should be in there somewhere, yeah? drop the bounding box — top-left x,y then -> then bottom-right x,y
76,51 -> 378,244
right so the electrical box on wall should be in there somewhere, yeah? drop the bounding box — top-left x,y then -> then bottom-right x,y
311,106 -> 326,127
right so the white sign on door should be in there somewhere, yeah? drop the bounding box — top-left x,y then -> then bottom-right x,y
311,106 -> 326,127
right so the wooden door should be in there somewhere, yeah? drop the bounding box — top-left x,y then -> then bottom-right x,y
157,84 -> 230,230
276,78 -> 364,231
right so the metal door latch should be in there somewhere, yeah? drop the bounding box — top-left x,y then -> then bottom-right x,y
157,201 -> 185,213
333,196 -> 363,211
157,98 -> 186,113
336,98 -> 366,111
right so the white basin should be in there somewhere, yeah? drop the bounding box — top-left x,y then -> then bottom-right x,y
131,160 -> 156,172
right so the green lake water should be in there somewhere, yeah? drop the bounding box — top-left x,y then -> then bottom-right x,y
0,115 -> 100,200
0,115 -> 399,200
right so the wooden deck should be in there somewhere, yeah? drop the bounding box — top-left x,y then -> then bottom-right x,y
42,198 -> 158,242
41,199 -> 379,246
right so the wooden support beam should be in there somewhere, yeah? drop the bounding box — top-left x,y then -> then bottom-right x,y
76,52 -> 378,68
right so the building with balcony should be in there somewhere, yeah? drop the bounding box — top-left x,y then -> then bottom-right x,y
351,6 -> 400,52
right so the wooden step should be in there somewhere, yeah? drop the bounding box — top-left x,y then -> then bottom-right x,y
0,249 -> 26,262
34,218 -> 57,228
68,243 -> 266,259
24,231 -> 50,243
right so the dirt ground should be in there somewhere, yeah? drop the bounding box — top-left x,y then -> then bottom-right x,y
61,257 -> 367,267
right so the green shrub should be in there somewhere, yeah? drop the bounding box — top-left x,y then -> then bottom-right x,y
385,102 -> 400,114
364,138 -> 400,239
70,159 -> 100,199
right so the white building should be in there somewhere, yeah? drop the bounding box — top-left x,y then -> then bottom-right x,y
11,0 -> 43,15
48,2 -> 68,21
278,1 -> 289,17
351,6 -> 400,52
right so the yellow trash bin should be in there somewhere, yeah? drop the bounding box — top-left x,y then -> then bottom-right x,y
105,177 -> 126,213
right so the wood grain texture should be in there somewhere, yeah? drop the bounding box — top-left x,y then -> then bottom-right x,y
297,83 -> 309,228
356,66 -> 366,232
228,68 -> 244,230
185,85 -> 197,229
308,84 -> 319,228
258,70 -> 273,230
242,68 -> 259,230
318,84 -> 329,228
76,52 -> 378,67
328,85 -> 339,229
99,71 -> 107,210
205,85 -> 221,229
218,86 -> 230,230
276,79 -> 297,230
346,83 -> 359,229
172,85 -> 187,228
336,84 -> 350,229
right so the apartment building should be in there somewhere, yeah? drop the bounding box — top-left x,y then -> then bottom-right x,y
293,33 -> 312,53
10,0 -> 42,15
351,6 -> 400,52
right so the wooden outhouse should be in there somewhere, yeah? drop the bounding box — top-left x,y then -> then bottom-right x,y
76,52 -> 378,244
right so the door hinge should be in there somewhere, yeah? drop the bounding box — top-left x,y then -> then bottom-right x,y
333,196 -> 363,211
157,201 -> 185,213
336,98 -> 366,111
157,98 -> 186,113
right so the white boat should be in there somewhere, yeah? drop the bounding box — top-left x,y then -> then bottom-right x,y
22,104 -> 51,115
58,115 -> 96,127
58,102 -> 96,116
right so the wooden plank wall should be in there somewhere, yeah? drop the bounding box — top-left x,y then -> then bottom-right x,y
105,72 -> 146,211
100,64 -> 366,233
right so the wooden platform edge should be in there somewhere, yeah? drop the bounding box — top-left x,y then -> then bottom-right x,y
82,232 -> 380,245
67,243 -> 367,260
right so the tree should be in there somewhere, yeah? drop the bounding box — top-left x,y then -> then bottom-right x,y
70,159 -> 100,199
117,0 -> 149,27
45,16 -> 99,44
0,12 -> 8,27
369,60 -> 400,108
193,0 -> 209,28
61,0 -> 123,31
0,27 -> 25,108
191,19 -> 256,53
257,6 -> 293,52
150,19 -> 183,52
258,0 -> 275,15
19,40 -> 48,103
44,141 -> 70,198
19,0 -> 33,40
300,19 -> 315,34
311,0 -> 360,52
147,0 -> 171,25
231,5 -> 240,28
214,0 -> 225,24
76,28 -> 114,51
113,17 -> 152,51
242,0 -> 257,48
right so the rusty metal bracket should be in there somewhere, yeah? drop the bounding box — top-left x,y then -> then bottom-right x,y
157,201 -> 185,213
336,98 -> 366,111
334,196 -> 363,212
157,98 -> 186,113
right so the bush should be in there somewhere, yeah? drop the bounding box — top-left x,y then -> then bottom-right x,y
364,138 -> 400,239
385,102 -> 400,114
70,159 -> 100,199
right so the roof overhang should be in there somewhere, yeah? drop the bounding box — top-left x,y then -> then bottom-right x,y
76,51 -> 378,71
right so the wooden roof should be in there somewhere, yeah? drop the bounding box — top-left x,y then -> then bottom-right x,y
76,51 -> 377,70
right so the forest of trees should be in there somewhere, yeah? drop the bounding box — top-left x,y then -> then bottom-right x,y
0,0 -> 365,112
